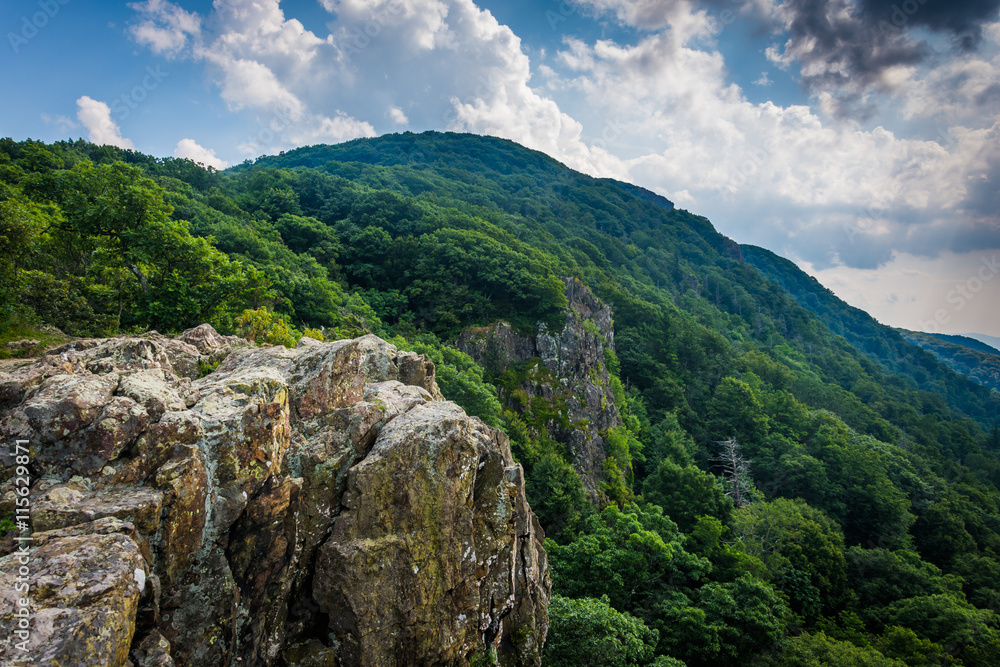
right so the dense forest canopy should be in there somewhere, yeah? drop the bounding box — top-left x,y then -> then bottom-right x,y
3,132 -> 1000,666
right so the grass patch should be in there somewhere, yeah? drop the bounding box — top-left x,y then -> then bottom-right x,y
0,317 -> 72,359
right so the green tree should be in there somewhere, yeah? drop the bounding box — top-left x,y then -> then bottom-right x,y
0,183 -> 50,327
708,377 -> 769,445
525,450 -> 592,543
547,504 -> 709,614
544,595 -> 658,667
642,459 -> 733,532
733,498 -> 849,620
762,632 -> 906,666
654,575 -> 787,666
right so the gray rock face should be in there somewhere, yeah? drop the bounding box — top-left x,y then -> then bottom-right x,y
456,277 -> 622,499
0,326 -> 548,667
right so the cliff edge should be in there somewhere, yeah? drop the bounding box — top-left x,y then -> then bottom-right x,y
0,325 -> 549,666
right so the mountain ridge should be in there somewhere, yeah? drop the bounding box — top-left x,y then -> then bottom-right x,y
4,131 -> 1000,666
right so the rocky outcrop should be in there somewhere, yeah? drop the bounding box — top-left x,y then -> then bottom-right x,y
0,326 -> 549,666
456,277 -> 621,500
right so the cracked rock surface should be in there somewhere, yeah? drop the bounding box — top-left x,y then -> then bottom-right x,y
456,277 -> 621,500
0,326 -> 549,666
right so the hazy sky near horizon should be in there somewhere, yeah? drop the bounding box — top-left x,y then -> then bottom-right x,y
2,0 -> 998,335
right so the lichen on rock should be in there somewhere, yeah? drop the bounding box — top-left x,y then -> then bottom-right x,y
0,324 -> 549,666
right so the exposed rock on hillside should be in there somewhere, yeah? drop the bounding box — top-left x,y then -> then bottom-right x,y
0,326 -> 549,666
456,277 -> 621,499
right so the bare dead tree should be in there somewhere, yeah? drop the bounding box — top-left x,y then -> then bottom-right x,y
718,437 -> 752,508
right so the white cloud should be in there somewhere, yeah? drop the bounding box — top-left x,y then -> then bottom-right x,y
753,71 -> 772,87
204,55 -> 306,120
174,138 -> 228,169
546,24 -> 998,269
123,0 -> 997,278
127,0 -> 611,168
128,0 -> 201,56
288,113 -> 377,146
76,96 -> 135,150
388,106 -> 410,125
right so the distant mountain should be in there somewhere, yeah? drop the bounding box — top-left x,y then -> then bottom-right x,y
742,243 -> 999,425
900,329 -> 1000,393
964,333 -> 1000,354
927,332 -> 1000,356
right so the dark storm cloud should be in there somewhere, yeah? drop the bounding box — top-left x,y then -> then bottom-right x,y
775,0 -> 925,98
765,0 -> 1000,116
859,0 -> 1000,50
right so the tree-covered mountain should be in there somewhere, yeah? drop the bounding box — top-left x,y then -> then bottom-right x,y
899,329 -> 1000,394
4,131 -> 1000,666
742,243 -> 998,428
929,332 -> 1000,356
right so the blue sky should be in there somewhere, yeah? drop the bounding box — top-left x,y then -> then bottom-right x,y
2,0 -> 999,336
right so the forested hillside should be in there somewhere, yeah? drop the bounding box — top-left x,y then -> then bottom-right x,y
4,132 -> 1000,666
898,330 -> 1000,394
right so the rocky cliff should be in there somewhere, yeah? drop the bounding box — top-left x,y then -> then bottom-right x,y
0,325 -> 549,666
456,278 -> 621,500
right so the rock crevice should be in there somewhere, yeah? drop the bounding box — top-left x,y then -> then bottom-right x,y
0,326 -> 549,666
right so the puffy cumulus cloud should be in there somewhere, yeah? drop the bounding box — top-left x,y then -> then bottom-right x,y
76,96 -> 135,150
553,27 -> 997,270
428,1 -> 621,176
287,114 -> 378,146
128,0 -> 613,172
128,0 -> 374,156
899,45 -> 1000,124
328,0 -> 451,52
319,0 -> 617,174
128,0 -> 201,56
174,138 -> 228,170
204,55 -> 306,120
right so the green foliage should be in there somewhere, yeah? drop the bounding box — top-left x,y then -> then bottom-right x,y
547,504 -> 709,613
873,626 -> 960,666
900,330 -> 1000,393
0,183 -> 49,327
544,595 -> 658,667
390,335 -> 503,428
666,575 -> 786,666
302,327 -> 325,341
874,593 -> 1000,665
6,134 -> 1000,662
1,151 -> 267,335
762,632 -> 907,666
236,307 -> 298,348
0,317 -> 71,359
524,449 -> 592,543
642,459 -> 733,532
733,498 -> 849,621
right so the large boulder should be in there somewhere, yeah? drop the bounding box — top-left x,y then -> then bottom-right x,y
0,519 -> 148,665
314,401 -> 549,665
0,325 -> 549,666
